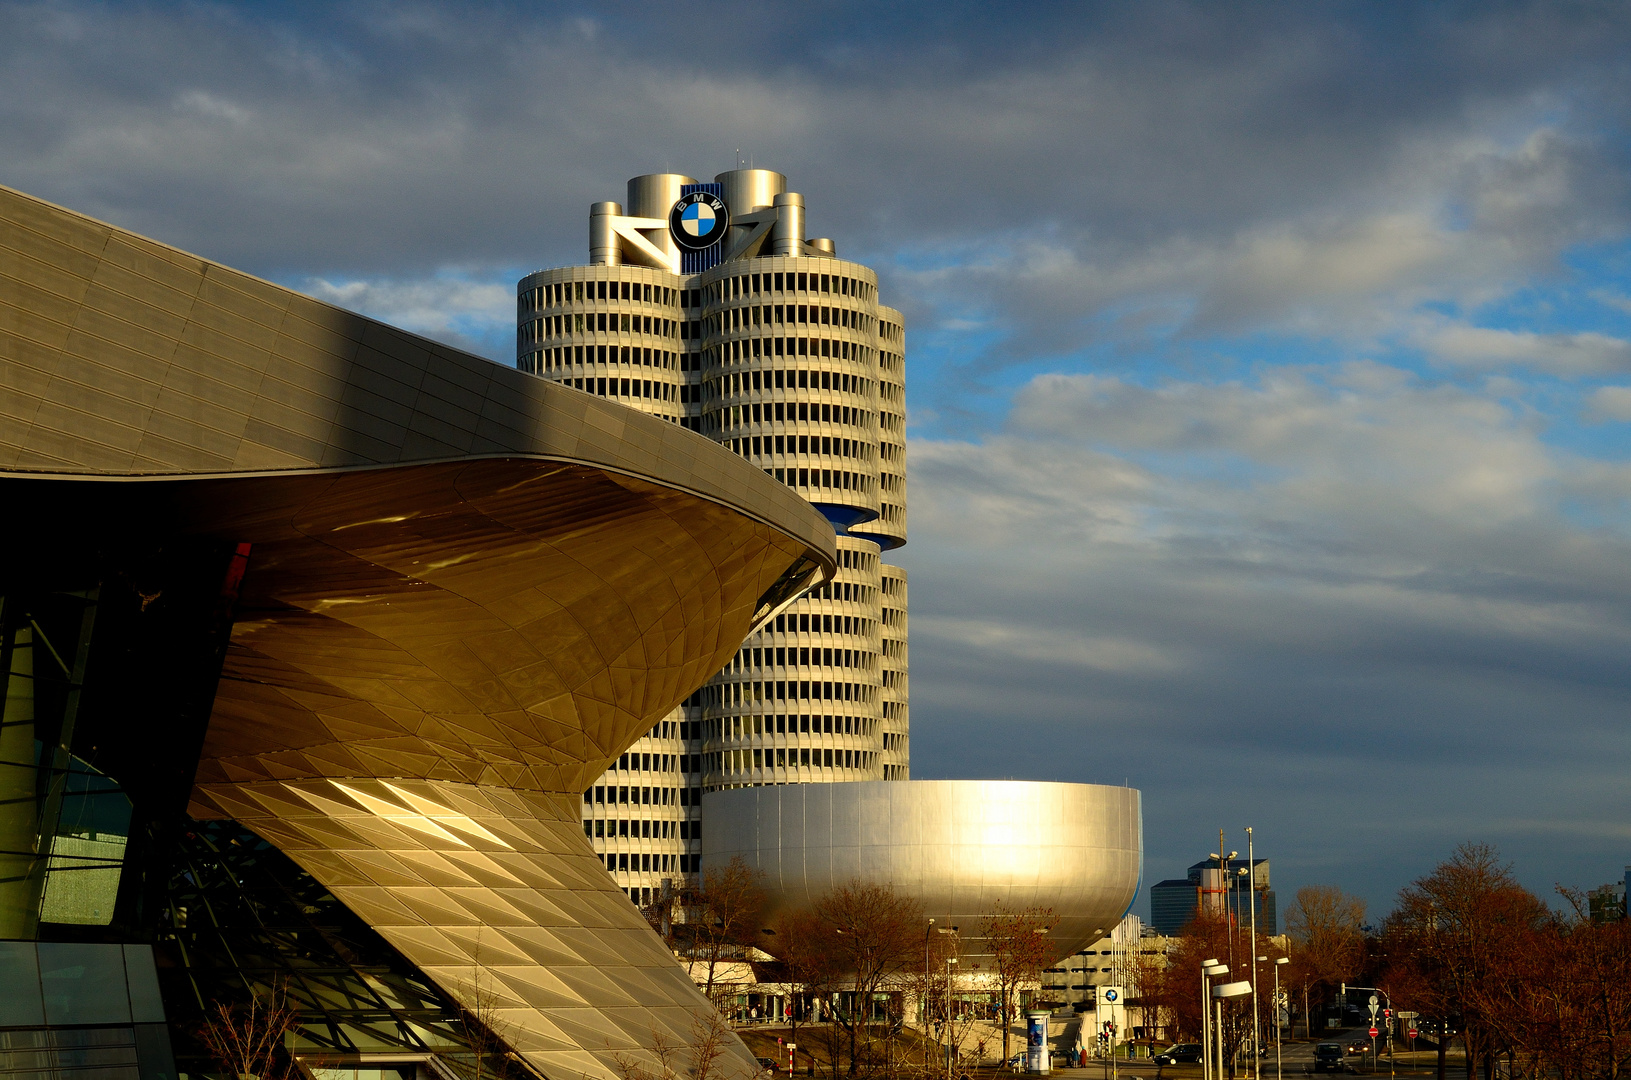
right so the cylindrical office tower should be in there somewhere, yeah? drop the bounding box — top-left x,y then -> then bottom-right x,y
516,168 -> 909,899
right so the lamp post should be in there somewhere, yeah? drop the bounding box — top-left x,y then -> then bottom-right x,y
946,957 -> 958,1080
926,919 -> 936,1072
1203,962 -> 1227,1080
1273,958 -> 1289,1080
1212,981 -> 1253,1080
1246,828 -> 1259,1080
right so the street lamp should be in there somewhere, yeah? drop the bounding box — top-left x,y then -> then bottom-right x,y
1212,980 -> 1252,1080
925,922 -> 958,1068
1203,961 -> 1227,1080
946,957 -> 958,1080
925,919 -> 936,1071
1246,828 -> 1258,1080
1273,958 -> 1289,1080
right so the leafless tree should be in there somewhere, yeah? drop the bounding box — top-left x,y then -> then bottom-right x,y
768,905 -> 839,1045
612,1011 -> 737,1080
1285,885 -> 1366,1039
458,934 -> 523,1080
687,855 -> 767,1005
196,981 -> 300,1080
814,882 -> 927,1076
981,904 -> 1058,1066
1385,843 -> 1548,1080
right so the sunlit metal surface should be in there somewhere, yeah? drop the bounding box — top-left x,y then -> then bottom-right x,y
703,780 -> 1142,962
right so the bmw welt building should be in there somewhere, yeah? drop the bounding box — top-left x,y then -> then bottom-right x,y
0,183 -> 833,1080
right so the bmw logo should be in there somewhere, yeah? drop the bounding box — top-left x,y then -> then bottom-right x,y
1104,990 -> 1119,1002
670,191 -> 730,251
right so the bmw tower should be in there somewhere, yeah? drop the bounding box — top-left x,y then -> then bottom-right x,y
516,170 -> 910,907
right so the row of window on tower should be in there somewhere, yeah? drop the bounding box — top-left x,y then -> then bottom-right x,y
704,303 -> 872,336
706,713 -> 877,739
584,818 -> 698,841
712,747 -> 877,773
705,270 -> 874,303
716,645 -> 876,673
522,312 -> 687,342
708,335 -> 871,365
602,852 -> 695,875
586,783 -> 702,806
520,278 -> 684,312
704,678 -> 876,706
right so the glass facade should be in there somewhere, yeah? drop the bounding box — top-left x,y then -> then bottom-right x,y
0,538 -> 249,1079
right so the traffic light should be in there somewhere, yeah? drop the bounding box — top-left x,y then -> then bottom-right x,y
1383,1009 -> 1392,1020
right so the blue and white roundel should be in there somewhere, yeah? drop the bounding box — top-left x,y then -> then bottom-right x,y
681,201 -> 716,238
669,191 -> 730,252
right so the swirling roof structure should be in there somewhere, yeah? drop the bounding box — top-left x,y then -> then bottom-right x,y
0,182 -> 835,1080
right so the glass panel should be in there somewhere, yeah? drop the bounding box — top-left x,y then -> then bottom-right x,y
38,941 -> 132,1025
123,945 -> 165,1024
0,940 -> 45,1025
39,757 -> 131,925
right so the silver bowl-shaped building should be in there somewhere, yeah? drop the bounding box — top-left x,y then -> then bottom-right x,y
702,780 -> 1142,964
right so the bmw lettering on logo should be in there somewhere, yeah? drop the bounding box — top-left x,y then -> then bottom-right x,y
670,191 -> 730,251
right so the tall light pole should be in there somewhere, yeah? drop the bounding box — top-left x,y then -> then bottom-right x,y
946,957 -> 958,1080
1246,827 -> 1259,1080
1203,962 -> 1227,1080
1273,958 -> 1289,1080
1212,981 -> 1253,1080
926,923 -> 957,1074
926,919 -> 936,1072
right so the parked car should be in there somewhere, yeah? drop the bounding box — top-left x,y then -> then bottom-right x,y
1155,1044 -> 1203,1065
1312,1044 -> 1346,1073
757,1059 -> 778,1072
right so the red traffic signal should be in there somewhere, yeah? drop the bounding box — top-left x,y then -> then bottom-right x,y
1383,1009 -> 1392,1019
1369,1027 -> 1379,1038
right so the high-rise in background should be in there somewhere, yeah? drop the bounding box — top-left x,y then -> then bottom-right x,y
1148,856 -> 1276,935
515,170 -> 910,905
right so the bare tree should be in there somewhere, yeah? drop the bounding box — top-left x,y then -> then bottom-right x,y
814,882 -> 927,1075
1385,843 -> 1547,1080
981,904 -> 1058,1066
1285,885 -> 1366,1038
1163,913 -> 1258,1076
688,855 -> 767,1006
613,1011 -> 738,1080
768,905 -> 839,1045
459,934 -> 521,1080
196,982 -> 300,1080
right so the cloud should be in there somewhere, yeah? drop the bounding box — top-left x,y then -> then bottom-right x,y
1585,385 -> 1631,422
901,363 -> 1631,908
5,0 -> 1631,912
1418,324 -> 1631,376
299,271 -> 518,357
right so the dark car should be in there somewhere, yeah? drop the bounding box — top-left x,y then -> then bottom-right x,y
1155,1044 -> 1203,1065
757,1059 -> 778,1073
1345,1039 -> 1369,1055
1312,1044 -> 1346,1073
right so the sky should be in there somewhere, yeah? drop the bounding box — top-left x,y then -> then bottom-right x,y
6,0 -> 1631,922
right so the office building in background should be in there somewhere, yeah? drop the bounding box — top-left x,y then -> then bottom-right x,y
1148,856 -> 1276,935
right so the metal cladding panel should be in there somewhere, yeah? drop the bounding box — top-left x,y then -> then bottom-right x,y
702,780 -> 1142,964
